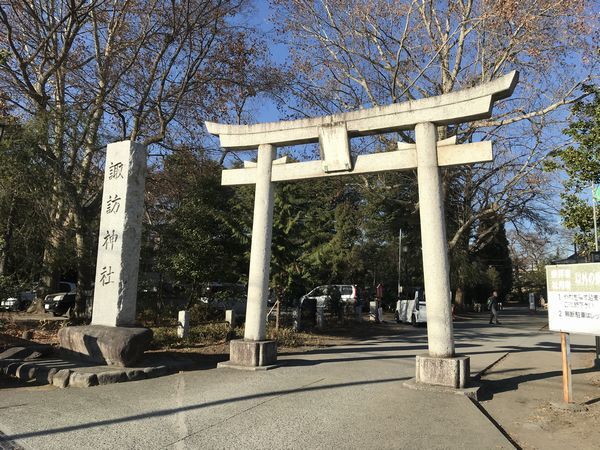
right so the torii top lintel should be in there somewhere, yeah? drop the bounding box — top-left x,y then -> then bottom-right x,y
205,71 -> 518,150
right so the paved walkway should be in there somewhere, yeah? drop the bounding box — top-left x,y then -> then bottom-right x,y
0,308 -> 591,449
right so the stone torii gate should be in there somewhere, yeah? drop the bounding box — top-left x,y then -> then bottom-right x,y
207,71 -> 518,387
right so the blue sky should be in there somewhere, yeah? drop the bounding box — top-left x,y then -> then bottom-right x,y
245,1 -> 288,123
221,1 -> 598,257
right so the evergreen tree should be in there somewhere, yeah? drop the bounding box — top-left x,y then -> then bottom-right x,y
0,119 -> 53,283
548,85 -> 600,254
475,217 -> 513,300
144,148 -> 247,308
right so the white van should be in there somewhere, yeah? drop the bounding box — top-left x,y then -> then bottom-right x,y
395,289 -> 426,326
300,285 -> 360,310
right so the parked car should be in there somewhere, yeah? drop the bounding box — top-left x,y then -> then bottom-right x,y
299,284 -> 360,311
44,282 -> 77,317
395,288 -> 427,326
0,290 -> 36,312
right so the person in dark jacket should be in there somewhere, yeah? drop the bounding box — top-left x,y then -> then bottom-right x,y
487,291 -> 501,325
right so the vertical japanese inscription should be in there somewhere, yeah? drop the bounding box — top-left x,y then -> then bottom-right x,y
92,141 -> 146,327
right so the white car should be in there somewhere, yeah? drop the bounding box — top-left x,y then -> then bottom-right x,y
395,290 -> 427,326
300,285 -> 360,310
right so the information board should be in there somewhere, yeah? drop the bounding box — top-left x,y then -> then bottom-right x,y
546,263 -> 600,335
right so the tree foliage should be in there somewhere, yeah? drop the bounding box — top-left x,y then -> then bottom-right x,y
0,1 -> 595,317
0,0 -> 276,310
268,0 -> 596,304
548,85 -> 600,253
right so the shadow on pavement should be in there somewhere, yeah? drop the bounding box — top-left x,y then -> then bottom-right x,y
280,342 -> 481,366
282,344 -> 430,356
3,376 -> 410,442
281,353 -> 416,367
584,396 -> 600,405
479,365 -> 599,401
138,351 -> 229,370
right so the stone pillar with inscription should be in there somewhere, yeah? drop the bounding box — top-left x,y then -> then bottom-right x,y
58,141 -> 152,366
92,140 -> 146,327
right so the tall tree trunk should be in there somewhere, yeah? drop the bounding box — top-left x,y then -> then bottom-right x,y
454,287 -> 466,311
40,190 -> 66,297
74,211 -> 95,317
0,194 -> 17,276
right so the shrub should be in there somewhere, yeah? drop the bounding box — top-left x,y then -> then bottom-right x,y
267,326 -> 312,347
0,275 -> 22,301
189,302 -> 224,324
151,327 -> 180,349
150,323 -> 243,349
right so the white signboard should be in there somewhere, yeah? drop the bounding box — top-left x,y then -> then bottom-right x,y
546,263 -> 600,335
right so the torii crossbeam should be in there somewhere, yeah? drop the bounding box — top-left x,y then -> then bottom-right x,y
207,71 -> 519,388
206,71 -> 517,150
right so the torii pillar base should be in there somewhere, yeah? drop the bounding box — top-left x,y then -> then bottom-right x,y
217,339 -> 278,371
414,354 -> 471,389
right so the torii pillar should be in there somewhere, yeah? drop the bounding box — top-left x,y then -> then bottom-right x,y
207,71 -> 519,385
416,122 -> 454,357
218,144 -> 280,370
412,123 -> 463,387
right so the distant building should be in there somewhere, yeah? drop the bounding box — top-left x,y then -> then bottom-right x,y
551,253 -> 590,265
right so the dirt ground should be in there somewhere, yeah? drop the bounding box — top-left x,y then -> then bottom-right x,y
480,349 -> 600,450
0,314 -> 65,351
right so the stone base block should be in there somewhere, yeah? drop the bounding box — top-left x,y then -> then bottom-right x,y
415,354 -> 470,388
58,325 -> 153,367
218,339 -> 277,370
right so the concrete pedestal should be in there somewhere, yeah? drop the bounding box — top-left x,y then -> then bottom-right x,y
415,354 -> 470,388
218,339 -> 277,371
177,310 -> 189,338
225,310 -> 236,328
369,301 -> 379,322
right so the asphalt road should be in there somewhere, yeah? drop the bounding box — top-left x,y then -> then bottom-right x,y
1,308 -> 584,450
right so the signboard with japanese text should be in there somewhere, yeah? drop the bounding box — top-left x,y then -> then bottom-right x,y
546,263 -> 600,335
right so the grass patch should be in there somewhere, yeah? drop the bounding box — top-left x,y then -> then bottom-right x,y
150,322 -> 322,350
151,323 -> 243,349
267,326 -> 321,348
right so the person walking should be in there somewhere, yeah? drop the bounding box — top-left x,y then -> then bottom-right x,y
487,290 -> 501,325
